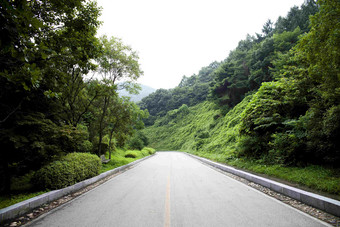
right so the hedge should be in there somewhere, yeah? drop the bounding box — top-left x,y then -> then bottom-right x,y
32,153 -> 101,190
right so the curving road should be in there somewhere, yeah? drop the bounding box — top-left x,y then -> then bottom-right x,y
25,152 -> 330,227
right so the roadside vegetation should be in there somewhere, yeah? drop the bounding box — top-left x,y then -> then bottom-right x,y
100,147 -> 155,173
0,147 -> 155,209
143,100 -> 340,197
0,0 -> 154,209
142,0 -> 340,198
1,0 -> 339,212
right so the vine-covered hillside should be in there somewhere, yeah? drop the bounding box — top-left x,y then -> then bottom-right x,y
141,0 -> 340,195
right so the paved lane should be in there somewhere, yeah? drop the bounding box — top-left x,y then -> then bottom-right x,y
25,152 -> 330,227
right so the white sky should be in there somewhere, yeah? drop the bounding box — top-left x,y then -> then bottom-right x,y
96,0 -> 305,89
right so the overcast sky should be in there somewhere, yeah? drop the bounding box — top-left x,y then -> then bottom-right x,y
96,0 -> 305,89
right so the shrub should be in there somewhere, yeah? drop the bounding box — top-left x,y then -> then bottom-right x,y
128,131 -> 149,150
79,140 -> 93,153
141,147 -> 156,155
124,151 -> 138,158
32,153 -> 101,190
128,137 -> 144,150
62,153 -> 101,181
237,135 -> 268,158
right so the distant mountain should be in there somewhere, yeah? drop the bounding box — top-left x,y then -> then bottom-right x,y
118,84 -> 156,103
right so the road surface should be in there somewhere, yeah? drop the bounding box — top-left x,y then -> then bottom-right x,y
25,152 -> 330,227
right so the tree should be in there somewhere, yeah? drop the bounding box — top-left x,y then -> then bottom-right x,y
274,0 -> 318,33
293,0 -> 340,165
0,0 -> 101,194
97,35 -> 142,85
238,0 -> 340,166
94,35 -> 143,154
262,19 -> 274,36
140,61 -> 220,124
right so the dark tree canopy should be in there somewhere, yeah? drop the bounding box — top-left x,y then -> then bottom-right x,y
0,0 -> 147,194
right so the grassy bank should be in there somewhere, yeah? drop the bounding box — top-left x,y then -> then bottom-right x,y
100,147 -> 155,173
186,150 -> 340,200
0,147 -> 155,209
143,99 -> 340,198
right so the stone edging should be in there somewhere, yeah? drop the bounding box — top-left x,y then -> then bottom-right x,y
185,152 -> 340,217
0,154 -> 155,223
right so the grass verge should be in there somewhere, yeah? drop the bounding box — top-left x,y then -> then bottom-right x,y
143,99 -> 340,200
186,150 -> 340,200
0,191 -> 49,210
100,147 -> 155,173
0,147 -> 155,209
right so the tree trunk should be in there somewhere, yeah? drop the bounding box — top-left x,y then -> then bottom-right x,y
98,96 -> 110,155
108,127 -> 115,160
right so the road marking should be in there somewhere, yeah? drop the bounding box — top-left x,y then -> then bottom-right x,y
164,175 -> 171,227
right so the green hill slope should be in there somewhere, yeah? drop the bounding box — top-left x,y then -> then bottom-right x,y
143,97 -> 249,160
141,0 -> 340,197
143,96 -> 340,197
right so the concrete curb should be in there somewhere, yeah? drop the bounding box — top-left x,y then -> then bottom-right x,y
0,154 -> 155,223
185,152 -> 340,217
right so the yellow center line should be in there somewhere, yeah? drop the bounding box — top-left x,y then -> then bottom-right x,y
164,175 -> 171,227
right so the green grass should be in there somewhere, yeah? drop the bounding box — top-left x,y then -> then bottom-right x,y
187,151 -> 340,198
0,191 -> 49,210
0,147 -> 155,209
100,147 -> 155,173
143,98 -> 340,198
228,158 -> 340,197
143,97 -> 251,157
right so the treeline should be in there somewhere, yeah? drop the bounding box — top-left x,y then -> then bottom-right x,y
0,0 -> 147,194
237,0 -> 340,166
210,0 -> 318,109
139,61 -> 220,125
140,0 -> 318,120
143,0 -> 340,167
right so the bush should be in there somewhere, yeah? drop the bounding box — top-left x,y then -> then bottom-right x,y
128,137 -> 144,150
124,151 -> 138,158
237,80 -> 309,163
32,153 -> 101,190
128,131 -> 149,150
79,140 -> 93,153
141,147 -> 156,155
237,135 -> 268,159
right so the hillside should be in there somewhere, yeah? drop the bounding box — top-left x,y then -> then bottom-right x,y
118,84 -> 156,102
143,96 -> 340,197
141,0 -> 340,197
143,98 -> 247,156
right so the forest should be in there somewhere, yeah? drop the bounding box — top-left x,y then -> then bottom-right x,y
1,0 -> 339,208
0,0 -> 152,200
141,0 -> 340,195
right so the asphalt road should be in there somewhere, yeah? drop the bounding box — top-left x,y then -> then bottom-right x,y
25,152 -> 330,227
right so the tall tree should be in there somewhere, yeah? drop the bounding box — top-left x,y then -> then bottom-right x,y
0,0 -> 101,194
95,35 -> 143,154
294,0 -> 340,164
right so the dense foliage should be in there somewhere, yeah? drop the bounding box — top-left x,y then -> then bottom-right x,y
143,0 -> 339,170
140,0 -> 318,124
0,0 -> 148,194
32,153 -> 101,190
139,61 -> 220,125
239,0 -> 340,166
210,1 -> 318,109
143,95 -> 340,195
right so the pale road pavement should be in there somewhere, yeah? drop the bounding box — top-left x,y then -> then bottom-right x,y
25,152 -> 331,227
